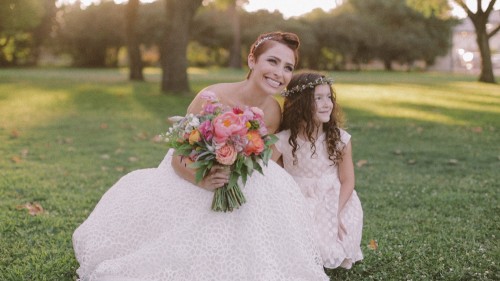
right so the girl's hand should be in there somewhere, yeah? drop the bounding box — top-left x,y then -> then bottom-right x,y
199,165 -> 230,191
338,215 -> 347,241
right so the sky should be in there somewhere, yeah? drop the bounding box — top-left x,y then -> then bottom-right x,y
243,0 -> 340,18
57,0 -> 500,19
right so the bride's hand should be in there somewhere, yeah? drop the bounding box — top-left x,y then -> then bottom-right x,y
199,165 -> 230,191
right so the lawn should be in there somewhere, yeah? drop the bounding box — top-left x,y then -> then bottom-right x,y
0,68 -> 498,280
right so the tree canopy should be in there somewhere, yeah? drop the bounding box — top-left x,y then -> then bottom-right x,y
0,0 -> 466,75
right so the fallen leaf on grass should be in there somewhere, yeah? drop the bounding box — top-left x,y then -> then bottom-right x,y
356,160 -> 368,168
100,123 -> 109,129
115,166 -> 125,172
58,137 -> 73,144
393,149 -> 402,155
11,155 -> 22,163
448,159 -> 459,165
368,239 -> 378,250
368,240 -> 378,250
471,127 -> 482,133
21,148 -> 29,157
100,154 -> 110,160
407,159 -> 416,165
16,202 -> 44,216
128,156 -> 138,162
136,131 -> 148,140
10,129 -> 20,139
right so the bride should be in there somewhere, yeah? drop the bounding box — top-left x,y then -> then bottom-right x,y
72,31 -> 329,281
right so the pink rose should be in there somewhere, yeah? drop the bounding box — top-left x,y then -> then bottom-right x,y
244,130 -> 265,156
213,111 -> 248,144
202,102 -> 220,115
216,144 -> 237,165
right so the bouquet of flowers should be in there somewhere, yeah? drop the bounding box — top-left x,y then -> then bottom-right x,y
163,91 -> 277,212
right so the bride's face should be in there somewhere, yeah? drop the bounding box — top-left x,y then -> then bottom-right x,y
248,43 -> 295,95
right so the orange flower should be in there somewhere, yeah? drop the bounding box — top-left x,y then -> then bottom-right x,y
244,130 -> 264,155
188,130 -> 201,145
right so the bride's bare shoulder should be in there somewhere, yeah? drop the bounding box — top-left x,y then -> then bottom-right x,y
187,82 -> 239,113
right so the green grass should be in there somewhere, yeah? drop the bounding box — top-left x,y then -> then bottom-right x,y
1,68 -> 499,280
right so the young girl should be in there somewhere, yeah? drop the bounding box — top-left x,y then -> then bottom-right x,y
272,72 -> 363,269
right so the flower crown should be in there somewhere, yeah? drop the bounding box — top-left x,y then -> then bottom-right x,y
281,76 -> 334,97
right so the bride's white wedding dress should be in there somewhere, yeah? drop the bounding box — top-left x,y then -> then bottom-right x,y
73,149 -> 329,281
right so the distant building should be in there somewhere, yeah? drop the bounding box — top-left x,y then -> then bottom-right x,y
430,10 -> 500,74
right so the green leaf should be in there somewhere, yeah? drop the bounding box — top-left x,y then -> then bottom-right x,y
244,156 -> 253,170
262,147 -> 272,164
235,156 -> 244,171
240,170 -> 247,185
194,167 -> 208,183
228,173 -> 238,189
254,161 -> 263,175
265,134 -> 278,146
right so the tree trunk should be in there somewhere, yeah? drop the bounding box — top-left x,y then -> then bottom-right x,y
474,22 -> 495,83
384,59 -> 393,71
161,0 -> 202,94
228,3 -> 242,69
30,0 -> 57,66
453,0 -> 497,83
126,0 -> 144,81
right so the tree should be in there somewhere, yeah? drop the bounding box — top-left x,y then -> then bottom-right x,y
0,0 -> 43,66
214,0 -> 248,68
161,0 -> 203,94
453,0 -> 499,83
126,0 -> 144,81
57,2 -> 125,67
29,0 -> 57,66
344,0 -> 454,70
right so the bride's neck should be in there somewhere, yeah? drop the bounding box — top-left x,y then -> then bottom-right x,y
236,80 -> 268,107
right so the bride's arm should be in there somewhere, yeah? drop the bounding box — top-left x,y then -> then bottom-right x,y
171,92 -> 229,191
171,156 -> 228,191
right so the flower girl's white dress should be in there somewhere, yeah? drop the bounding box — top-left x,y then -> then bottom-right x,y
72,149 -> 329,281
275,129 -> 363,269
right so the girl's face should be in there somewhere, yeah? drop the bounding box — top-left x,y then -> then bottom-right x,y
248,43 -> 295,95
313,84 -> 334,124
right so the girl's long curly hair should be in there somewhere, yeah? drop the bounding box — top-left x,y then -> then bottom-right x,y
279,72 -> 345,165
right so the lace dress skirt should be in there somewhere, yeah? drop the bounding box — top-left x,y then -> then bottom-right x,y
72,149 -> 329,281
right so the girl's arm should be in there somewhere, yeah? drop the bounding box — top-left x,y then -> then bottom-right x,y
338,140 -> 355,212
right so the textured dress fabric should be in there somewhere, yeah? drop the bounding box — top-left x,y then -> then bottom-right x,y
275,129 -> 363,269
72,149 -> 330,281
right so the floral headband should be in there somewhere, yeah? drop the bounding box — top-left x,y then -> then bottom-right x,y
281,76 -> 334,97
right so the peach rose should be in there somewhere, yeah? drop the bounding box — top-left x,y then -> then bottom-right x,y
244,130 -> 265,155
216,144 -> 237,165
188,129 -> 201,145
